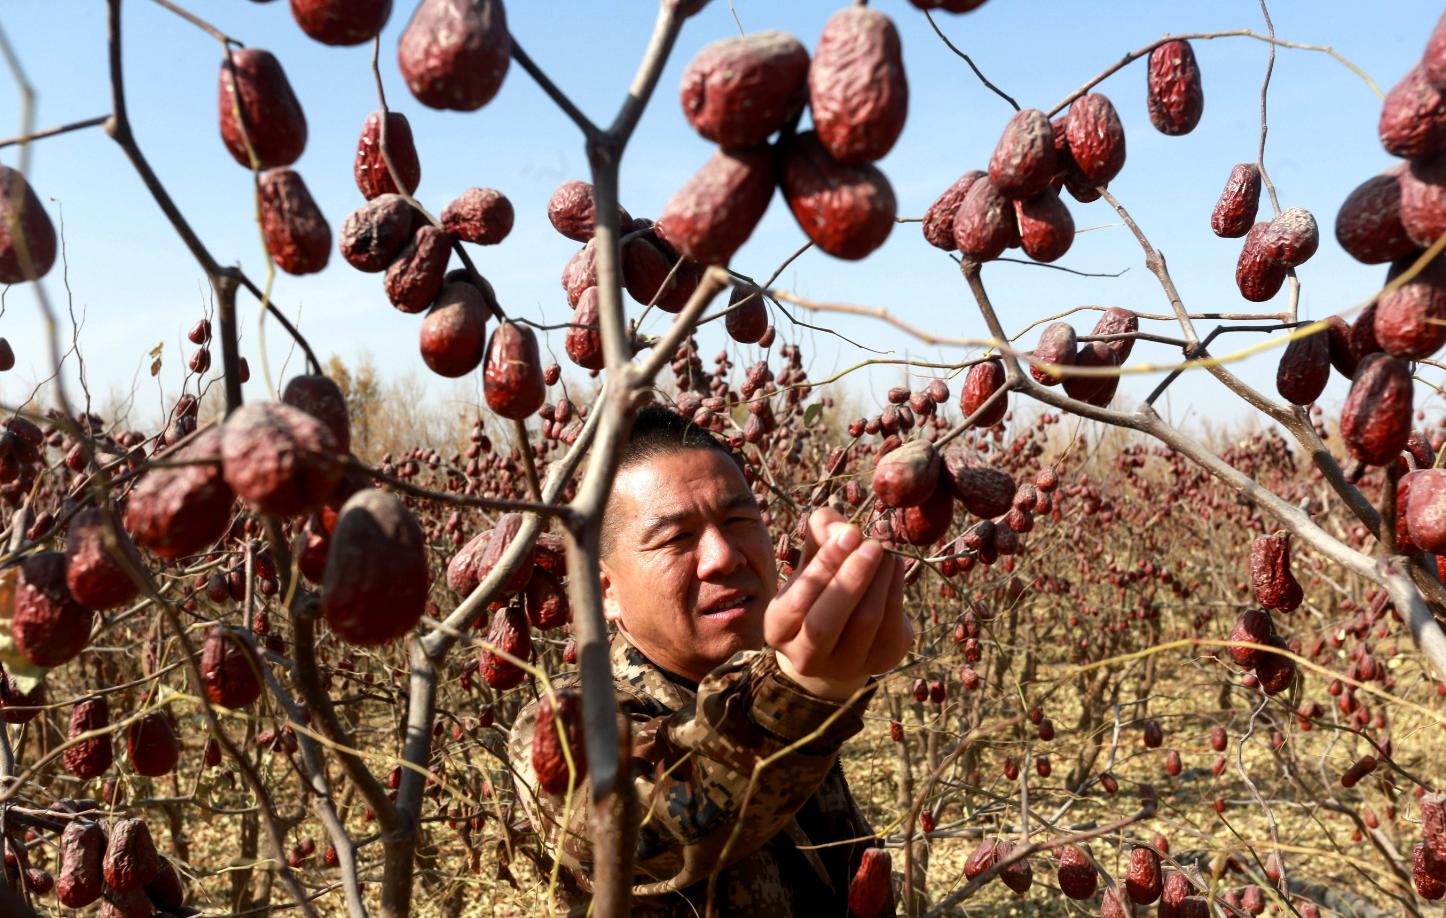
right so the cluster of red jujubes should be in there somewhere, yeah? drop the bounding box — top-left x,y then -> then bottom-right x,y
1278,11 -> 1446,466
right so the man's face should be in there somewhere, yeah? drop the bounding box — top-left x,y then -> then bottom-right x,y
600,448 -> 778,683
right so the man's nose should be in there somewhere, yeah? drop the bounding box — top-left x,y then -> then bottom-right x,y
695,525 -> 747,579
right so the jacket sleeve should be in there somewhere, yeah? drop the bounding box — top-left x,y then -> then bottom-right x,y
508,647 -> 876,894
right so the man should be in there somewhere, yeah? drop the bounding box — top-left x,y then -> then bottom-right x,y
509,405 -> 912,916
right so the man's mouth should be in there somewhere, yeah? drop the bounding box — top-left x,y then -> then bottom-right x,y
698,593 -> 751,618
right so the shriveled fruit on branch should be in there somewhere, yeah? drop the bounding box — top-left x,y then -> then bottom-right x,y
1049,135 -> 1096,209
1236,222 -> 1287,302
479,604 -> 532,690
398,0 -> 510,111
1228,609 -> 1273,669
1340,353 -> 1412,466
1379,64 -> 1446,159
1336,166 -> 1414,263
1258,207 -> 1319,268
1100,889 -> 1132,918
386,225 -> 451,313
282,374 -> 351,455
257,168 -> 330,275
1015,190 -> 1074,263
63,697 -> 112,779
340,194 -> 419,272
1057,844 -> 1097,899
103,882 -> 155,916
1408,470 -> 1446,553
680,31 -> 809,148
1322,315 -> 1359,378
657,146 -> 776,265
989,108 -> 1056,200
421,279 -> 489,377
448,514 -> 535,597
323,489 -> 429,645
547,180 -> 631,243
1211,163 -> 1261,238
103,818 -> 160,892
1064,93 -> 1126,184
1398,471 -> 1422,552
922,170 -> 984,251
1146,40 -> 1203,136
622,231 -> 705,312
532,687 -> 586,795
1255,635 -> 1296,695
960,359 -> 1008,427
1375,254 -> 1446,359
124,429 -> 232,560
1090,307 -> 1139,363
354,111 -> 420,199
127,713 -> 179,777
872,439 -> 940,507
1414,844 -> 1446,900
1159,872 -> 1190,915
1403,153 -> 1446,250
0,338 -> 12,371
58,820 -> 105,907
442,187 -> 513,245
1125,846 -> 1162,904
14,552 -> 95,667
217,49 -> 307,169
291,0 -> 392,45
1142,719 -> 1164,748
524,567 -> 569,630
1423,792 -> 1446,863
809,8 -> 907,164
0,165 -> 58,283
1251,533 -> 1302,612
725,284 -> 769,344
1275,326 -> 1330,405
65,508 -> 141,611
1030,322 -> 1077,385
953,175 -> 1017,261
963,837 -> 998,881
478,513 -> 536,596
201,627 -> 262,708
145,858 -> 184,911
221,402 -> 341,516
998,842 -> 1033,892
0,669 -> 43,724
1062,341 -> 1120,407
564,287 -> 604,370
942,450 -> 1016,518
896,486 -> 954,546
484,322 -> 546,419
847,848 -> 893,918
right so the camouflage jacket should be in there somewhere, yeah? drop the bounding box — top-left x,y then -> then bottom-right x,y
508,633 -> 893,917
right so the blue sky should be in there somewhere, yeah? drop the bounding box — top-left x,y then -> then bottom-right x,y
0,1 -> 1440,434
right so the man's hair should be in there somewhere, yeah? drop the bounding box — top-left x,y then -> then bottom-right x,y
599,404 -> 740,558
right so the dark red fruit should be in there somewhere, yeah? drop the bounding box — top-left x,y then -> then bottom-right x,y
322,489 -> 430,645
398,0 -> 510,112
354,111 -> 421,199
218,48 -> 307,169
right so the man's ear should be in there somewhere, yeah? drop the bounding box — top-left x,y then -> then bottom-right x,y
599,559 -> 623,625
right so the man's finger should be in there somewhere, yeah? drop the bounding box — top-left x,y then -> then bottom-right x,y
828,547 -> 898,672
764,522 -> 863,648
790,537 -> 887,662
798,506 -> 848,571
864,556 -> 912,675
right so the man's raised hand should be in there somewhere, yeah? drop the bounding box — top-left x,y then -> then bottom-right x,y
764,507 -> 913,701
